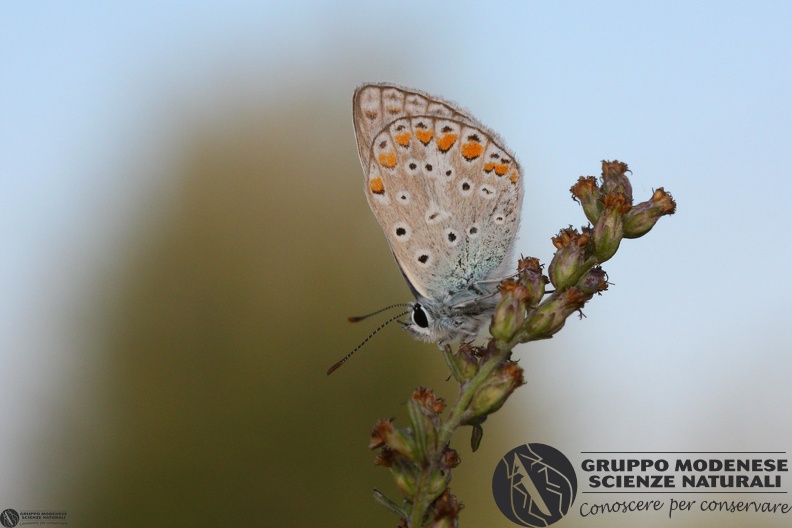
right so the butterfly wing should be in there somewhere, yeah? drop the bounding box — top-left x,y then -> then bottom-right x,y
353,83 -> 523,304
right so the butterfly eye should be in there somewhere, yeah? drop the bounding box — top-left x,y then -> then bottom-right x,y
412,304 -> 429,328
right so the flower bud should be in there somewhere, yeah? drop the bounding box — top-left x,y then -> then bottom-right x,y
623,187 -> 677,238
407,398 -> 433,459
578,266 -> 609,295
452,344 -> 480,381
523,287 -> 588,339
548,228 -> 591,289
489,280 -> 528,343
391,459 -> 418,498
592,193 -> 630,262
370,418 -> 418,461
426,468 -> 451,503
600,160 -> 633,201
516,256 -> 547,307
369,418 -> 390,449
375,446 -> 396,467
412,387 -> 446,416
570,176 -> 603,224
469,362 -> 525,417
441,447 -> 461,470
428,490 -> 462,528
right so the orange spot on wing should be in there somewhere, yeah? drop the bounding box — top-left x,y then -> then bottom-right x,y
378,150 -> 397,168
394,132 -> 411,147
370,177 -> 385,194
509,171 -> 518,184
484,162 -> 496,173
437,133 -> 458,152
494,163 -> 509,176
461,141 -> 484,160
415,129 -> 434,145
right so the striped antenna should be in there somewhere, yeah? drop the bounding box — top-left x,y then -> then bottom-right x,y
347,303 -> 410,323
327,310 -> 410,375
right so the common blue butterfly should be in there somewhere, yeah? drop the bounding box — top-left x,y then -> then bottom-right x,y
353,83 -> 523,345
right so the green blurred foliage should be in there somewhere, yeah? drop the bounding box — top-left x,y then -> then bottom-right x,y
36,83 -> 457,525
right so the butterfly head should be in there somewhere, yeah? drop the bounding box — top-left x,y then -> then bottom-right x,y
401,297 -> 495,345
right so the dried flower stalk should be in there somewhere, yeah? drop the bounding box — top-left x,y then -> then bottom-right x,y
370,161 -> 676,527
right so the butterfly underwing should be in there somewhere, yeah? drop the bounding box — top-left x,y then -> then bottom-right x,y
352,83 -> 524,345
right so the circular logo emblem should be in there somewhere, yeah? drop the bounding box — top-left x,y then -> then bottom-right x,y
492,443 -> 577,527
0,509 -> 19,528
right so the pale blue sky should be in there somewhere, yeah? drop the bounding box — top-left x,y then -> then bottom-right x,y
2,2 -> 791,524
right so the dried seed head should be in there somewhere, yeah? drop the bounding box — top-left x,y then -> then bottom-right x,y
469,361 -> 525,418
592,193 -> 629,262
490,279 -> 528,342
369,418 -> 392,449
516,256 -> 548,307
453,343 -> 481,380
523,287 -> 589,339
412,386 -> 446,416
570,175 -> 603,224
441,447 -> 461,470
369,418 -> 417,460
623,187 -> 677,238
549,228 -> 591,289
375,446 -> 396,468
601,160 -> 633,201
578,266 -> 609,295
429,490 -> 463,526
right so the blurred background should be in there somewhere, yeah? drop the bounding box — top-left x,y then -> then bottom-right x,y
2,2 -> 791,527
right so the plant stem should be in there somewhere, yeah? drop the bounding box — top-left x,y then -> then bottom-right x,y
408,344 -> 510,526
371,161 -> 676,526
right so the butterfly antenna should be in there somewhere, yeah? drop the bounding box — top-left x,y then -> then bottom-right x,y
347,303 -> 410,323
327,310 -> 410,375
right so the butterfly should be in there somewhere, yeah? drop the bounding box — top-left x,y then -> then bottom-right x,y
352,83 -> 524,346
